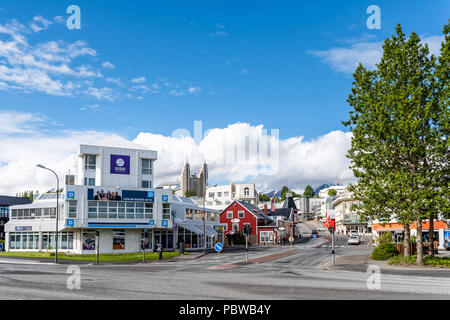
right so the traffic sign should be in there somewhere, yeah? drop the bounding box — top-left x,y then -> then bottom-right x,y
313,234 -> 317,239
215,242 -> 223,252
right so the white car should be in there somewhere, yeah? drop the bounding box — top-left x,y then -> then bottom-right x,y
318,227 -> 327,232
348,235 -> 361,245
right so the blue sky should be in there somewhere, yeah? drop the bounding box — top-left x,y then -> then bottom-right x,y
0,1 -> 448,194
1,0 -> 447,139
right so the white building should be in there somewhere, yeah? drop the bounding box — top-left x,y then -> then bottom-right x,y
198,182 -> 259,211
5,136 -> 176,254
318,185 -> 348,220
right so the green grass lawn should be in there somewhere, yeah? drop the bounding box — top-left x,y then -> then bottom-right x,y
0,251 -> 185,262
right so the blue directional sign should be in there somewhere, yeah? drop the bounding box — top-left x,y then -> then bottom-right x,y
313,234 -> 317,239
215,242 -> 223,252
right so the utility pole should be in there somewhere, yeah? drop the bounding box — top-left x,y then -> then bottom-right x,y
36,164 -> 59,264
331,226 -> 335,267
203,191 -> 206,254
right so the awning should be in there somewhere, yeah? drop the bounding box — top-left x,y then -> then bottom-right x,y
177,222 -> 218,235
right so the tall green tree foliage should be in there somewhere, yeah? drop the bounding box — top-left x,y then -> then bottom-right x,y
303,185 -> 315,198
344,23 -> 449,265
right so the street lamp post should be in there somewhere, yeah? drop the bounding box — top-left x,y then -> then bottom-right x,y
37,164 -> 59,264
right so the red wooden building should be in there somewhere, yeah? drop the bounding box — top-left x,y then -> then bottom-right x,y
219,200 -> 273,245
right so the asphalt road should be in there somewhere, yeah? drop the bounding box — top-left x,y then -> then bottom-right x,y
0,231 -> 449,300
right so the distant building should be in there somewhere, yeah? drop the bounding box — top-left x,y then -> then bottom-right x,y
200,182 -> 258,211
332,191 -> 371,235
179,161 -> 208,197
0,196 -> 31,241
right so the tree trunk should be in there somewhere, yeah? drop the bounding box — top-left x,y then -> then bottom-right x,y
429,213 -> 434,257
403,223 -> 411,257
416,219 -> 423,266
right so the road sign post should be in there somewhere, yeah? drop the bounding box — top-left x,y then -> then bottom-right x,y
215,242 -> 223,267
289,236 -> 294,252
331,227 -> 335,267
245,234 -> 248,262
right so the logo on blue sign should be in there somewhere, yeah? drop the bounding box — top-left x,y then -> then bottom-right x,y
67,191 -> 75,199
66,219 -> 75,227
162,220 -> 168,227
149,220 -> 155,227
162,195 -> 168,203
147,191 -> 154,199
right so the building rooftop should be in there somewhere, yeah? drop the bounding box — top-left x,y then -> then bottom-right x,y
0,196 -> 31,207
84,135 -> 154,152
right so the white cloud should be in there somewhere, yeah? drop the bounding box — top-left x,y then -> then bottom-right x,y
134,123 -> 354,191
0,112 -> 355,195
30,16 -> 53,33
309,35 -> 444,74
131,77 -> 146,84
102,61 -> 115,69
84,87 -> 114,102
0,111 -> 108,195
210,31 -> 228,37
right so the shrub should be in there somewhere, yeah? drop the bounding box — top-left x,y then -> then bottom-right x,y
389,255 -> 450,268
232,232 -> 247,245
375,231 -> 393,246
371,242 -> 398,260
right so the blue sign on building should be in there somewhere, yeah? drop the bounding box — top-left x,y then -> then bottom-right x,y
149,220 -> 155,227
162,220 -> 169,227
67,191 -> 75,200
66,219 -> 75,227
162,195 -> 169,203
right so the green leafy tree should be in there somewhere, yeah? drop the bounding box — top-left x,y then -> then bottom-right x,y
16,191 -> 33,202
259,193 -> 271,202
343,23 -> 448,265
328,189 -> 337,197
303,185 -> 315,198
184,190 -> 197,198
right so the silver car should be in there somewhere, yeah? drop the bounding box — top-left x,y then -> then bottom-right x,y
348,235 -> 361,245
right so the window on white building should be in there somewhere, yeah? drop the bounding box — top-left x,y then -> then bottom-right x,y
142,180 -> 152,188
142,159 -> 152,175
217,192 -> 222,197
162,203 -> 171,219
113,230 -> 126,250
244,187 -> 250,196
224,192 -> 230,197
84,155 -> 96,170
84,178 -> 95,186
67,201 -> 77,218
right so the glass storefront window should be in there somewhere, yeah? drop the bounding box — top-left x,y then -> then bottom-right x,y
113,230 -> 125,250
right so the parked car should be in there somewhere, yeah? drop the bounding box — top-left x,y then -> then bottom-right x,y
444,240 -> 450,251
311,230 -> 319,238
349,230 -> 358,236
348,235 -> 361,245
318,227 -> 327,232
